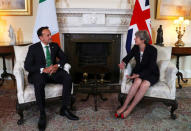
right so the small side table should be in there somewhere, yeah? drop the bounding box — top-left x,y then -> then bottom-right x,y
172,47 -> 191,89
80,65 -> 109,111
0,44 -> 15,86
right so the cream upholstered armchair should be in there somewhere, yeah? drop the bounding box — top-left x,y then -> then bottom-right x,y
13,45 -> 74,125
119,45 -> 178,119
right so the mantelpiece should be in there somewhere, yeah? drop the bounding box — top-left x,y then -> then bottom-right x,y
56,8 -> 133,60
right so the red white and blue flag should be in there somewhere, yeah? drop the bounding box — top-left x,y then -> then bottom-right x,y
126,0 -> 152,53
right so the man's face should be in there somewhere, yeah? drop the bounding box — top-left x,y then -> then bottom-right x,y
39,29 -> 52,45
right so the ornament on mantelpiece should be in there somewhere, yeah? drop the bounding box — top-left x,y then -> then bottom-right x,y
17,28 -> 23,44
156,25 -> 164,46
8,25 -> 16,45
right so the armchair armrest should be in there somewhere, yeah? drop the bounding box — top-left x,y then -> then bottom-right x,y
63,63 -> 74,94
121,62 -> 133,90
13,63 -> 25,103
121,59 -> 136,90
165,62 -> 178,87
64,63 -> 71,74
164,62 -> 178,99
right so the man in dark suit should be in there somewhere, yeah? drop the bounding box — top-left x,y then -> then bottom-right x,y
24,26 -> 79,130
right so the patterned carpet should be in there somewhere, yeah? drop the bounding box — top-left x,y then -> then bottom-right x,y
0,81 -> 191,131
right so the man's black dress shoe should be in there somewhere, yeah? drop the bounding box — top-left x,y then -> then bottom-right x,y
38,114 -> 46,131
60,108 -> 79,120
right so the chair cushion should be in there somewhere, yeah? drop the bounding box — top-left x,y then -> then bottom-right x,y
153,45 -> 172,62
121,81 -> 174,100
22,84 -> 63,103
157,60 -> 169,81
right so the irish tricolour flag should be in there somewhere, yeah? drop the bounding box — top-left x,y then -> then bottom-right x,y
32,0 -> 60,46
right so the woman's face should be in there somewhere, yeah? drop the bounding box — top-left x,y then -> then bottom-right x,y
134,36 -> 144,45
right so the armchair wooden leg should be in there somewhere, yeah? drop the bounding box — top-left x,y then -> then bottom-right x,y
16,102 -> 24,125
163,99 -> 178,119
170,100 -> 178,119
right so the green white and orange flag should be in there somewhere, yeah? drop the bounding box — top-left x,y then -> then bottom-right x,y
32,0 -> 60,46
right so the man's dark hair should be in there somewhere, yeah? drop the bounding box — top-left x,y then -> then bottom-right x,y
37,26 -> 49,37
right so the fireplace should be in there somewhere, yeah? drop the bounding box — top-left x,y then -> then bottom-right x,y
64,34 -> 121,83
57,8 -> 132,83
77,42 -> 109,66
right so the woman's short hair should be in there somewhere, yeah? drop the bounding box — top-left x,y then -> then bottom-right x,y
135,30 -> 150,44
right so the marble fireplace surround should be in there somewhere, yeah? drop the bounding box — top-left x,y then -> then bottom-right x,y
56,8 -> 132,60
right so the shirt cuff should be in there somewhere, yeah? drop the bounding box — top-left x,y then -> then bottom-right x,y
40,68 -> 44,74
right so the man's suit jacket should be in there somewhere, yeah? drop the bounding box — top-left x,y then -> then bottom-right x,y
122,44 -> 159,84
24,42 -> 68,82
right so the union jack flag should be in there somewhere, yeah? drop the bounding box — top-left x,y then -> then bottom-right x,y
126,0 -> 152,54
